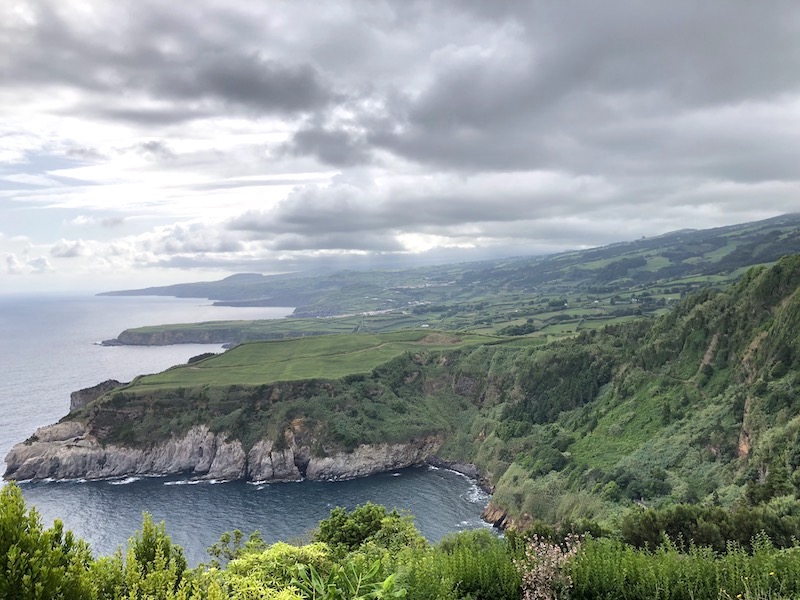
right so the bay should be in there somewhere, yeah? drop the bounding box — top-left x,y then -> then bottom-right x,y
0,294 -> 490,564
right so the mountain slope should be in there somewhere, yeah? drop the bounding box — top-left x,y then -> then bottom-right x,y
481,253 -> 800,525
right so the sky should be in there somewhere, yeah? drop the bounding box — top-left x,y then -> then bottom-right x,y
2,1 -> 800,293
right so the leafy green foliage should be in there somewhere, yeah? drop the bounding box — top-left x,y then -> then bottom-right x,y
292,558 -> 406,600
8,489 -> 800,600
398,529 -> 520,600
620,501 -> 800,553
314,503 -> 425,557
570,536 -> 800,600
0,484 -> 93,600
119,512 -> 187,599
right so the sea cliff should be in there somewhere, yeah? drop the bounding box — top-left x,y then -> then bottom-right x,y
4,422 -> 444,483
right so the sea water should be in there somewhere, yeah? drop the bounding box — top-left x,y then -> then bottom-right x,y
0,295 -> 490,565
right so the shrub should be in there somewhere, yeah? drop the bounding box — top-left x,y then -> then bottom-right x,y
0,484 -> 94,600
314,503 -> 424,556
399,530 -> 520,600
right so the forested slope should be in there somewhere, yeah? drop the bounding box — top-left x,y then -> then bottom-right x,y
479,253 -> 800,525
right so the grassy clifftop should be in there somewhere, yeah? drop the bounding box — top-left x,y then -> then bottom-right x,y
77,330 -> 520,453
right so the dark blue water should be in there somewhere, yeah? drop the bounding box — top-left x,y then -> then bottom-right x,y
21,467 -> 489,565
0,295 -> 490,564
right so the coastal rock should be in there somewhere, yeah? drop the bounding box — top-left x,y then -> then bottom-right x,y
3,424 -> 237,481
481,502 -> 510,529
32,421 -> 87,442
305,437 -> 442,480
114,329 -> 236,346
4,425 -> 445,484
205,437 -> 247,480
70,380 -> 126,412
247,440 -> 301,481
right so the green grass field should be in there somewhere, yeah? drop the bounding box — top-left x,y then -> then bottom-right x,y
129,330 -> 500,389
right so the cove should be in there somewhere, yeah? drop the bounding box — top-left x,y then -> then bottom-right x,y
20,464 -> 491,566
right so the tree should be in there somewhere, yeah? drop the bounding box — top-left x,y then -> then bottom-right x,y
314,502 -> 424,556
0,483 -> 93,599
122,512 -> 187,599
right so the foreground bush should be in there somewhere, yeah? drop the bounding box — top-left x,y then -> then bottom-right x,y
620,500 -> 800,552
398,529 -> 521,600
0,484 -> 94,599
570,535 -> 800,600
9,482 -> 800,600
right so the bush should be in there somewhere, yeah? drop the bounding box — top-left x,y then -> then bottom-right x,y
399,530 -> 520,600
570,536 -> 800,600
620,502 -> 800,553
314,502 -> 425,556
0,484 -> 94,600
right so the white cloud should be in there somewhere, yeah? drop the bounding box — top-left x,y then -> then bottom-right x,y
5,252 -> 52,274
6,253 -> 22,274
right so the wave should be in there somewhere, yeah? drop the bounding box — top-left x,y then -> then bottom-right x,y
462,484 -> 491,504
108,476 -> 142,486
247,480 -> 270,486
18,477 -> 88,484
163,478 -> 232,486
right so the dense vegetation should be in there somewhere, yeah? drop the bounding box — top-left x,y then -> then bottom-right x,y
64,255 -> 800,528
6,485 -> 800,600
69,254 -> 800,530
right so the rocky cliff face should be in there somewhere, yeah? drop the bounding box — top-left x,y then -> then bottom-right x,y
4,422 -> 444,483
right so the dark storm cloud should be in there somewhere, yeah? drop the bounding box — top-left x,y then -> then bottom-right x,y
359,1 -> 800,177
4,1 -> 335,123
135,141 -> 175,161
9,0 -> 800,179
266,232 -> 403,253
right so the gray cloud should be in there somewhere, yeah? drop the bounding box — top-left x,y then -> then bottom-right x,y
4,1 -> 335,124
6,254 -> 22,275
229,172 -> 614,241
282,126 -> 371,167
6,253 -> 53,274
70,215 -> 126,228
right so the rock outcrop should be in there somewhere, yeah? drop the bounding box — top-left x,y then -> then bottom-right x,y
4,423 -> 444,484
481,502 -> 511,529
70,380 -> 126,412
305,437 -> 442,480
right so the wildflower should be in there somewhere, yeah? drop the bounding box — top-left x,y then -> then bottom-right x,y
515,533 -> 582,600
769,571 -> 775,576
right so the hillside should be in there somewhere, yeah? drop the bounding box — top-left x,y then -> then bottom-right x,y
102,213 -> 800,346
9,255 -> 800,529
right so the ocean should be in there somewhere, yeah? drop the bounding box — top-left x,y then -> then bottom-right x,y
0,295 -> 490,565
